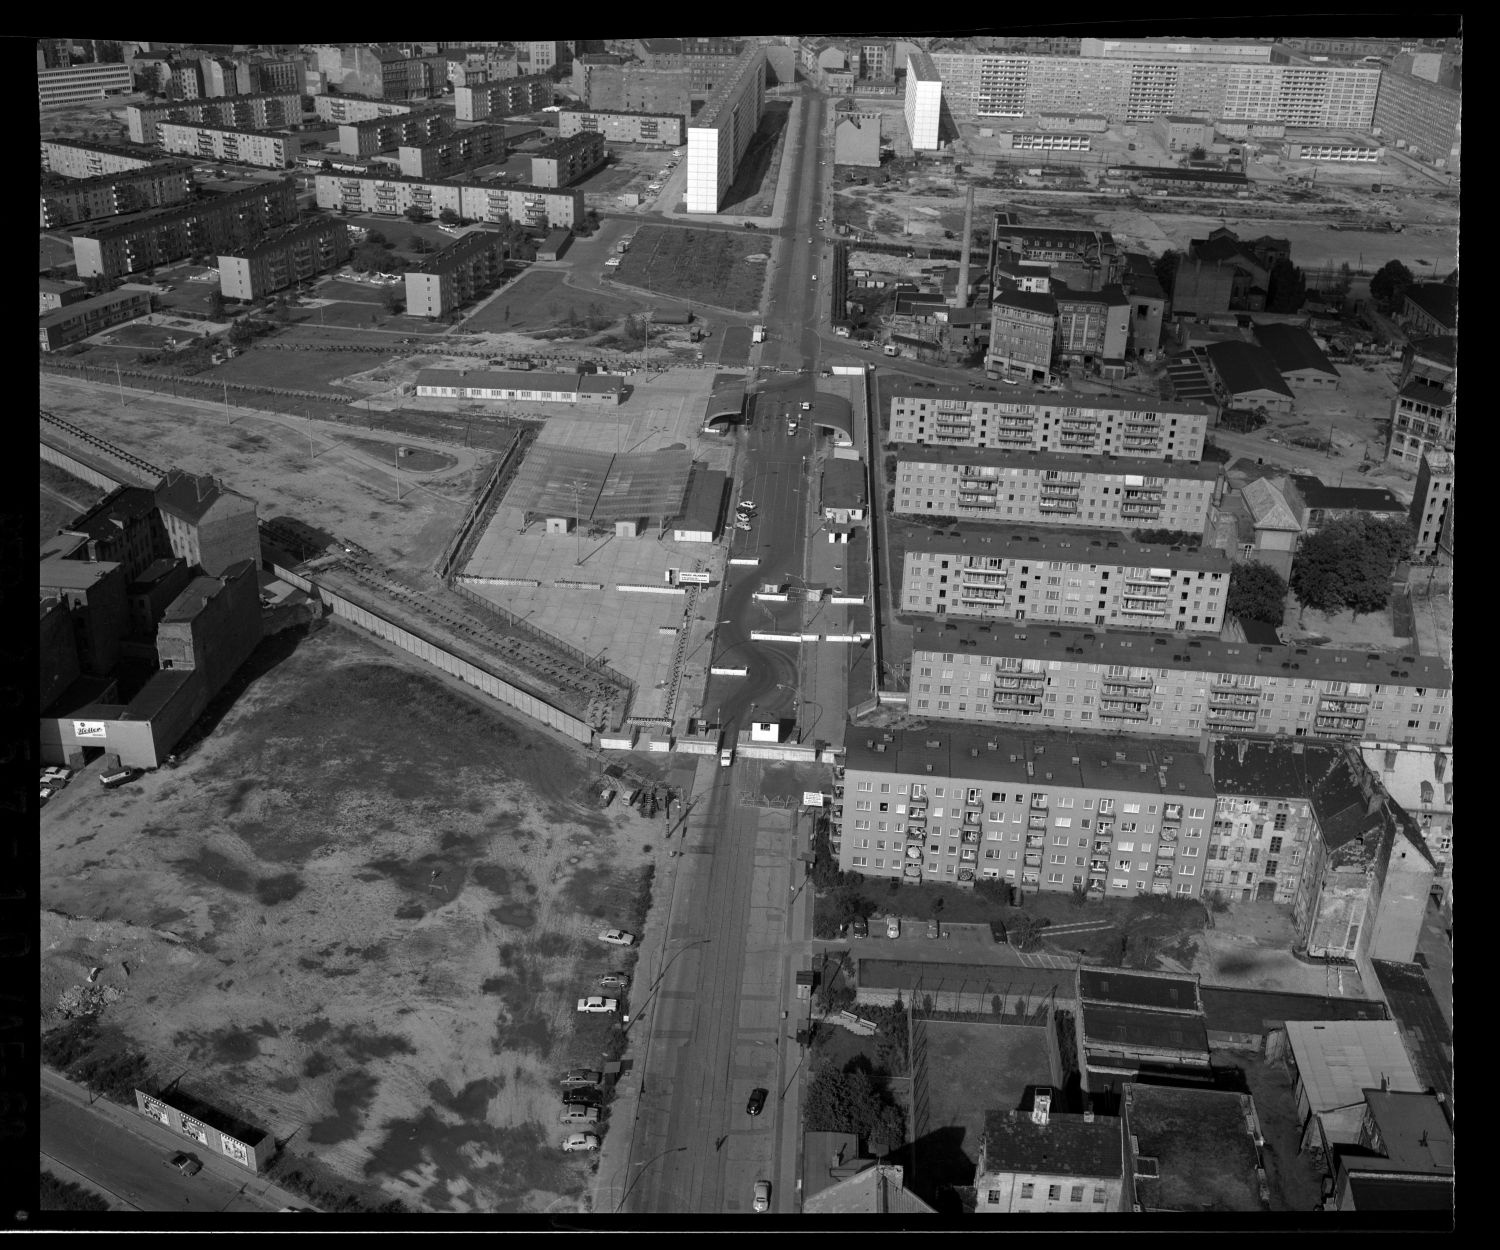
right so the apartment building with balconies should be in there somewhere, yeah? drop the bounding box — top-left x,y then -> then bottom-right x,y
403,230 -> 510,318
398,125 -> 507,179
558,108 -> 686,146
70,180 -> 299,280
217,219 -> 351,301
40,162 -> 193,228
314,172 -> 581,228
833,725 -> 1214,896
38,287 -> 153,352
454,74 -> 553,121
906,621 -> 1452,746
158,122 -> 301,169
41,138 -> 160,180
337,109 -> 450,158
889,387 -> 1209,461
529,132 -> 607,188
312,94 -> 419,125
894,449 -> 1219,534
900,529 -> 1230,634
127,92 -> 304,145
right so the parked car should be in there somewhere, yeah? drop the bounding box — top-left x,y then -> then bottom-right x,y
735,519 -> 752,531
561,1133 -> 600,1153
599,929 -> 636,947
752,1180 -> 771,1212
99,768 -> 141,790
886,915 -> 901,939
927,918 -> 941,939
40,787 -> 54,804
560,1106 -> 601,1125
560,1068 -> 603,1088
743,222 -> 757,229
166,1152 -> 201,1176
746,1087 -> 768,1116
577,996 -> 618,1014
851,917 -> 869,939
563,1091 -> 600,1109
598,974 -> 630,992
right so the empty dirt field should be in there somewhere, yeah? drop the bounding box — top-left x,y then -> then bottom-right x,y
40,623 -> 666,1212
611,226 -> 769,312
460,269 -> 648,335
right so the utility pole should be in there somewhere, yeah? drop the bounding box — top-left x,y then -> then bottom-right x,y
115,362 -> 125,410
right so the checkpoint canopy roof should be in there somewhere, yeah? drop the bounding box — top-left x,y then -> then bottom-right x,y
503,442 -> 693,524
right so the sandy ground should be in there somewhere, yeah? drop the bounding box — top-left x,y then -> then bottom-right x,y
40,373 -> 481,578
40,624 -> 666,1212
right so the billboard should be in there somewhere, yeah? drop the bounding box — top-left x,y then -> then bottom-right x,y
133,1090 -> 273,1173
73,721 -> 107,739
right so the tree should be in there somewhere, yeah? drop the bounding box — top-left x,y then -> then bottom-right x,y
1369,259 -> 1414,311
381,285 -> 404,314
1265,258 -> 1306,313
409,235 -> 432,254
438,207 -> 460,224
207,290 -> 225,319
1152,250 -> 1182,299
1291,515 -> 1410,619
1188,145 -> 1207,162
804,1065 -> 895,1140
1227,561 -> 1288,626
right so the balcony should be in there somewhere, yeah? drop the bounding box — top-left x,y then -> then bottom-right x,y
995,430 -> 1034,447
1023,853 -> 1043,868
1313,717 -> 1366,738
905,845 -> 923,860
1099,703 -> 1150,720
959,493 -> 998,508
1038,498 -> 1080,513
1030,796 -> 1049,810
906,828 -> 925,842
960,568 -> 1007,585
1209,692 -> 1260,709
1119,601 -> 1168,616
1319,691 -> 1371,708
1102,674 -> 1153,689
1152,865 -> 1172,880
1163,804 -> 1183,821
1027,815 -> 1048,831
1155,844 -> 1176,859
1089,859 -> 1109,873
937,427 -> 975,441
962,831 -> 980,845
1120,504 -> 1163,518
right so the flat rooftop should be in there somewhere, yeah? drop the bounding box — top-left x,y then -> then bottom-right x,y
897,446 -> 1222,479
900,527 -> 1230,572
909,620 -> 1452,689
1125,1084 -> 1264,1211
1079,969 -> 1201,1012
890,382 -> 1211,417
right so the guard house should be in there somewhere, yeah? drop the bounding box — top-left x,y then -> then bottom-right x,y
821,459 -> 867,526
702,373 -> 747,432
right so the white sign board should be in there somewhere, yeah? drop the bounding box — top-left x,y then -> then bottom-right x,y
676,570 -> 712,584
803,792 -> 828,808
73,721 -> 107,740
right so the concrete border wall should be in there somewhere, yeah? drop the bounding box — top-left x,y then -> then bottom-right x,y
40,440 -> 135,493
272,563 -> 595,745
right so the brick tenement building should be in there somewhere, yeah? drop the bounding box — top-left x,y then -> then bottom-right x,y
887,385 -> 1209,460
905,620 -> 1452,745
894,449 -> 1220,534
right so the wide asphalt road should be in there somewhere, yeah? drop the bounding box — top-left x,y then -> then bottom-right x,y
707,85 -> 829,739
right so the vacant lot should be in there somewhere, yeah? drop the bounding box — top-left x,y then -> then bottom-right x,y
611,226 -> 768,312
39,624 -> 660,1212
40,460 -> 107,533
40,233 -> 79,273
205,346 -> 400,394
461,269 -> 646,334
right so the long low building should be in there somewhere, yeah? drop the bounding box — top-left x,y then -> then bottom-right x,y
895,448 -> 1221,534
218,219 -> 351,301
558,108 -> 685,146
415,368 -> 624,405
40,162 -> 194,229
833,726 -> 1215,895
900,528 -> 1231,634
316,172 -> 582,228
398,125 -> 508,179
38,287 -> 154,352
905,619 -> 1452,745
158,122 -> 301,169
888,384 -> 1210,460
70,180 -> 299,279
403,231 -> 510,318
127,93 -> 304,145
39,61 -> 133,107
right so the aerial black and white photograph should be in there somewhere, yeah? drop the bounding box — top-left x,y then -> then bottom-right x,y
34,25 -> 1455,1225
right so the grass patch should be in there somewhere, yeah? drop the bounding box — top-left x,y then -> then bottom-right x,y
41,1017 -> 153,1106
461,269 -> 644,334
611,226 -> 768,312
40,1172 -> 112,1212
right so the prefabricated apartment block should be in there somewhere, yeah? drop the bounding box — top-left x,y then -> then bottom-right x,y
905,620 -> 1453,745
158,122 -> 301,169
126,92 -> 304,145
40,161 -> 193,228
315,171 -> 582,227
38,287 -> 153,352
833,726 -> 1215,896
558,108 -> 685,146
41,138 -> 161,179
38,61 -> 133,107
311,94 -> 420,124
904,50 -> 943,150
888,385 -> 1210,460
337,108 -> 450,157
900,529 -> 1231,634
685,46 -> 765,212
529,132 -> 607,187
70,179 -> 299,279
894,449 -> 1220,533
398,124 -> 508,179
454,74 -> 553,121
217,219 -> 352,301
403,231 -> 510,317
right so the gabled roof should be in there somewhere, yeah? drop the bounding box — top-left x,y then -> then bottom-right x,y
800,1162 -> 935,1214
1403,283 -> 1457,330
1253,321 -> 1340,377
1191,234 -> 1264,272
992,284 -> 1057,316
155,469 -> 232,524
1205,340 -> 1295,399
1241,477 -> 1302,531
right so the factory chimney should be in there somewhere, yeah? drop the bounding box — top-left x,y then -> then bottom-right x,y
953,184 -> 974,309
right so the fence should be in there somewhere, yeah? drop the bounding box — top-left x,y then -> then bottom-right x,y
436,430 -> 528,580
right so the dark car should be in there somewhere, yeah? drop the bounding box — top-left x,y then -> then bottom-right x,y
166,1152 -> 201,1176
563,1091 -> 600,1109
743,221 -> 757,229
850,917 -> 869,939
746,1087 -> 769,1116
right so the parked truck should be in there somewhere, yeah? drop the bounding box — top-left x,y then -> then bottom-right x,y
752,325 -> 766,343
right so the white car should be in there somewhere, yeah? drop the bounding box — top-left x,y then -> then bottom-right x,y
599,929 -> 636,947
40,787 -> 54,804
752,1180 -> 771,1213
738,500 -> 756,511
735,520 -> 752,531
561,1133 -> 600,1153
577,996 -> 619,1014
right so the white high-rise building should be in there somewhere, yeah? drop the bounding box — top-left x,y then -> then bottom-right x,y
904,50 -> 942,150
685,47 -> 765,213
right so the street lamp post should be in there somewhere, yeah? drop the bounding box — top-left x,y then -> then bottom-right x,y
615,1145 -> 688,1213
